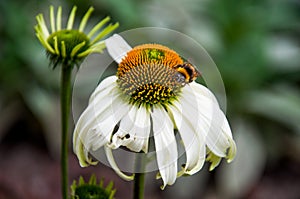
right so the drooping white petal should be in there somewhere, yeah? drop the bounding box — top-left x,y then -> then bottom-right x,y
151,106 -> 178,189
105,34 -> 132,64
76,141 -> 98,167
84,98 -> 130,151
73,76 -> 130,166
74,89 -> 125,152
189,81 -> 219,105
110,112 -> 135,149
104,146 -> 135,181
111,105 -> 151,153
73,77 -> 117,148
206,150 -> 222,171
219,112 -> 237,162
203,110 -> 231,157
226,138 -> 237,162
168,98 -> 206,175
188,83 -> 234,158
89,76 -> 118,103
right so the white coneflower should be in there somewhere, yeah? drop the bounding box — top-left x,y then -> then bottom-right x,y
73,34 -> 236,189
35,5 -> 118,68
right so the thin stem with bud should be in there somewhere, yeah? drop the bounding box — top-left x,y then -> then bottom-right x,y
60,64 -> 73,199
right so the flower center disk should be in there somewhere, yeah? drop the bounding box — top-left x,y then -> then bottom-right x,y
117,44 -> 185,106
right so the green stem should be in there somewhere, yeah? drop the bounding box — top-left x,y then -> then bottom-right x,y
133,154 -> 146,199
60,64 -> 73,199
133,173 -> 145,199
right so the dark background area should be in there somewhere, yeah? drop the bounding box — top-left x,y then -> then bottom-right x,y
1,0 -> 300,198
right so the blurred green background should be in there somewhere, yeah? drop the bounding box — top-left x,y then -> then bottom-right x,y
1,0 -> 300,198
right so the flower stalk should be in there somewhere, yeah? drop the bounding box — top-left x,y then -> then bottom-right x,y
35,6 -> 119,198
60,63 -> 73,199
133,154 -> 146,199
133,173 -> 145,199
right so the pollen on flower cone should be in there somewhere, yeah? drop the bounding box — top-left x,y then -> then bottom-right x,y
117,44 -> 184,77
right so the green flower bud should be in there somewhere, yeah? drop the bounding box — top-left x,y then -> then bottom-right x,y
35,6 -> 119,69
71,175 -> 116,199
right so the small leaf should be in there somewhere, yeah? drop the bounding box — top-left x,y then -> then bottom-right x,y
88,174 -> 97,185
79,176 -> 85,185
105,181 -> 114,193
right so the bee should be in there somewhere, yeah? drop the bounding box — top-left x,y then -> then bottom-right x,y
173,62 -> 200,84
